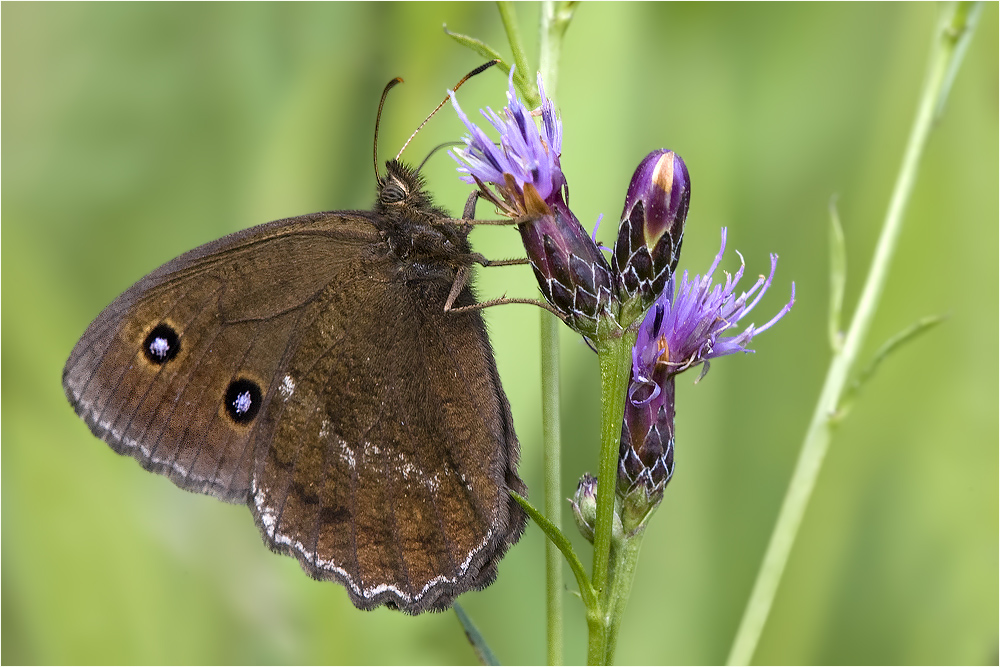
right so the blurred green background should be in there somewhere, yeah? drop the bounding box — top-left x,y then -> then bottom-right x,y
3,3 -> 996,664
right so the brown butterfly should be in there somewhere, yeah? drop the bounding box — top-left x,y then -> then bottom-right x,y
62,65 -> 526,614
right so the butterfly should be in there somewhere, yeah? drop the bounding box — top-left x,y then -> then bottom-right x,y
63,66 -> 526,614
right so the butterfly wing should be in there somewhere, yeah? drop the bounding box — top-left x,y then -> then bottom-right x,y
249,254 -> 526,612
63,211 -> 525,612
64,212 -> 379,502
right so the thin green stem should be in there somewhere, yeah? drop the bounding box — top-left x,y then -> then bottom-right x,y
726,4 -> 982,664
539,1 -> 577,102
827,197 -> 846,352
587,330 -> 635,665
590,336 -> 632,594
454,603 -> 500,666
493,2 -> 535,106
496,2 -> 535,105
511,492 -> 598,610
541,312 -> 563,665
536,3 -> 575,664
602,528 -> 646,665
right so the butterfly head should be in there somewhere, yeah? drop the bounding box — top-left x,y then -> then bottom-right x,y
376,159 -> 454,224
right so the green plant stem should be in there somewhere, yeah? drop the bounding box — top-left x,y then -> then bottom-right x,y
587,331 -> 635,665
536,3 -> 574,663
454,603 -> 500,666
496,2 -> 534,103
539,1 -> 576,100
511,492 -> 598,609
726,4 -> 982,664
540,312 -> 563,666
602,528 -> 646,665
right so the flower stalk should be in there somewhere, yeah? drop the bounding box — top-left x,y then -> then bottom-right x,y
537,5 -> 575,663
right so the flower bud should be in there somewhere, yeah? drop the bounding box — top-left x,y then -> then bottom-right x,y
519,185 -> 617,336
618,372 -> 676,528
612,150 -> 690,310
570,473 -> 599,542
570,473 -> 623,543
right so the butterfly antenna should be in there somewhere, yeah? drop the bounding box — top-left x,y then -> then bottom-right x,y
395,59 -> 501,162
374,76 -> 405,182
416,141 -> 465,174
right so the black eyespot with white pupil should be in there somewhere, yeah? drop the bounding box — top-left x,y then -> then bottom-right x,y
224,378 -> 262,424
143,324 -> 180,364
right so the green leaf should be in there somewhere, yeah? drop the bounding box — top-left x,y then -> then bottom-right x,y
454,603 -> 500,666
510,491 -> 598,609
443,24 -> 510,73
837,314 -> 946,420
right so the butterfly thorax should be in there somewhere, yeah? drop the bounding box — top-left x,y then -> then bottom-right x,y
374,160 -> 474,273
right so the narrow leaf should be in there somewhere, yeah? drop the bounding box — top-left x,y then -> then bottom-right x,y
510,491 -> 598,608
454,602 -> 500,666
443,25 -> 510,76
837,314 -> 946,419
828,196 -> 847,352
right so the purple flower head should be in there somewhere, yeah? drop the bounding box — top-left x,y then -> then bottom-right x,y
613,150 -> 691,310
450,68 -> 615,336
632,227 -> 795,392
450,69 -> 564,210
618,228 -> 793,517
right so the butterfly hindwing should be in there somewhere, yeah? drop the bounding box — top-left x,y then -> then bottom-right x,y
249,252 -> 525,612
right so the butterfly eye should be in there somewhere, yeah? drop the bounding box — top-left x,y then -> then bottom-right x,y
382,180 -> 408,203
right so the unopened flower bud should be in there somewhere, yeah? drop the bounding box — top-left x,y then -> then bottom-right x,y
518,188 -> 617,336
613,150 -> 690,312
570,473 -> 623,543
570,473 -> 599,542
618,372 -> 676,529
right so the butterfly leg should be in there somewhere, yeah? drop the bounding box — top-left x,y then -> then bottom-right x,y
463,189 -> 480,220
471,254 -> 530,268
452,190 -> 520,227
443,261 -> 562,317
444,266 -> 472,312
447,294 -> 567,318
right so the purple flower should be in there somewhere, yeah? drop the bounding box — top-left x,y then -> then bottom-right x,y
632,227 -> 795,389
449,69 -> 564,214
618,228 -> 794,514
613,150 -> 690,312
450,69 -> 615,336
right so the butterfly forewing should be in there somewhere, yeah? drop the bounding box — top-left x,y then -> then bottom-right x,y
63,213 -> 376,503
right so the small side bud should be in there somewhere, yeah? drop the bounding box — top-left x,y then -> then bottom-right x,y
613,150 -> 690,312
570,473 -> 623,543
570,473 -> 599,542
